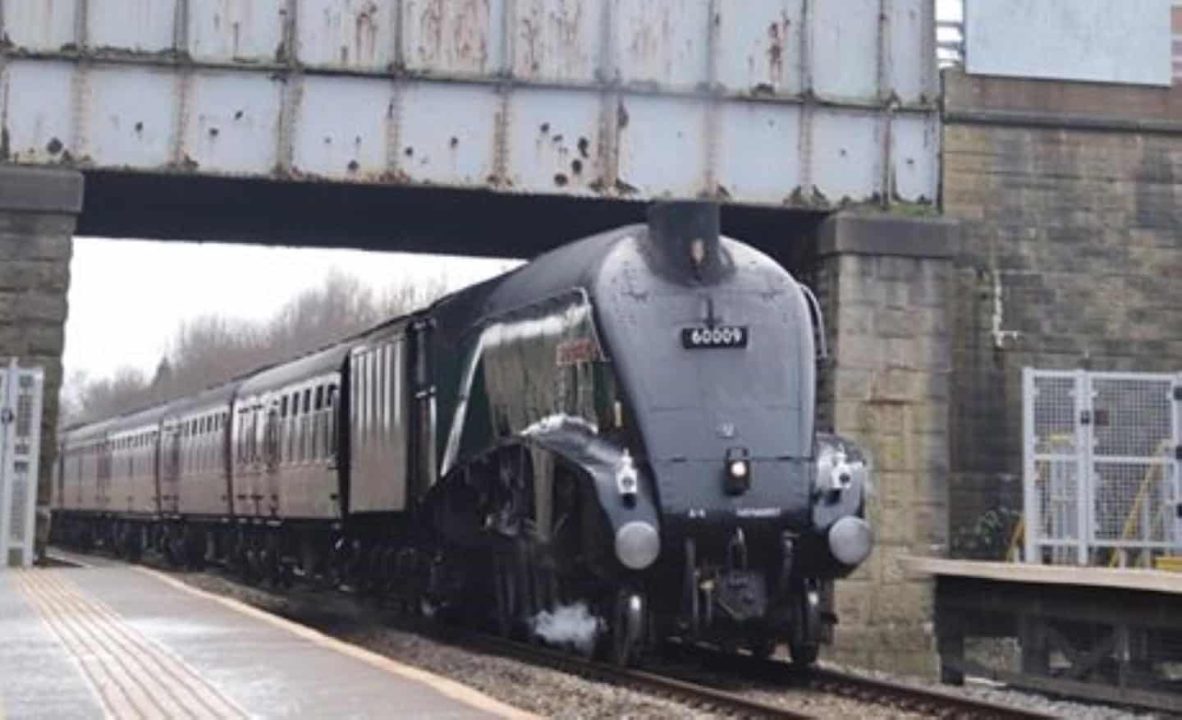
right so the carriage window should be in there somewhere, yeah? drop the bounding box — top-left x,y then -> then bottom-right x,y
315,386 -> 324,411
326,384 -> 337,408
303,389 -> 311,414
281,396 -> 288,417
292,392 -> 301,416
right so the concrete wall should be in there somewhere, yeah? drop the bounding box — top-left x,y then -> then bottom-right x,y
0,166 -> 82,557
813,213 -> 958,676
942,70 -> 1182,554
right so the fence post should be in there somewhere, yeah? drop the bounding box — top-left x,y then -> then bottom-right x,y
1075,370 -> 1091,566
1022,367 -> 1037,563
0,360 -> 12,566
1174,374 -> 1182,555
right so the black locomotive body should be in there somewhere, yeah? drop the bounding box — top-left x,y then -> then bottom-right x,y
53,203 -> 872,665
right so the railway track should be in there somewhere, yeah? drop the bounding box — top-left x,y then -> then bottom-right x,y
460,632 -> 815,719
679,643 -> 1058,719
52,549 -> 1056,719
464,633 -> 1057,720
804,666 -> 1056,719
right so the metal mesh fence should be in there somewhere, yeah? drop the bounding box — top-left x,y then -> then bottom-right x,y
1024,369 -> 1181,566
1092,378 -> 1173,459
1032,376 -> 1078,455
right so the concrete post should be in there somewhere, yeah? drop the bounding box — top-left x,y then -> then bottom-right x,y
813,211 -> 958,676
0,165 -> 84,562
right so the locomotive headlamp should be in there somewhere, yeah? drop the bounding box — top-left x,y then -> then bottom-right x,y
615,449 -> 639,505
615,521 -> 660,570
724,447 -> 751,495
816,444 -> 860,501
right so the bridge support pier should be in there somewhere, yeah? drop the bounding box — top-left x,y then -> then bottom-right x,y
812,211 -> 959,677
0,166 -> 84,562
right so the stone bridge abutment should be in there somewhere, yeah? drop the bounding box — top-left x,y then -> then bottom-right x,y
0,165 -> 83,550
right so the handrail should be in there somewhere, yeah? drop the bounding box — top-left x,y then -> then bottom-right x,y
797,283 -> 828,363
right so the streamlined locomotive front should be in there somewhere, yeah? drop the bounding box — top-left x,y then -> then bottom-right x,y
591,204 -> 873,661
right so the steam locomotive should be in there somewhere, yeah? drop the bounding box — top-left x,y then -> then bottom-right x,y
53,203 -> 873,665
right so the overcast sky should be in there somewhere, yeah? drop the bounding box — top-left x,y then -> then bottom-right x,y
65,240 -> 515,380
65,0 -> 964,383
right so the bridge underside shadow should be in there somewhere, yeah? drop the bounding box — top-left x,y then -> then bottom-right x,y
77,170 -> 824,265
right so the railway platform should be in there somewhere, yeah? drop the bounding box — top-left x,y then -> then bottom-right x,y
907,557 -> 1182,714
0,557 -> 533,719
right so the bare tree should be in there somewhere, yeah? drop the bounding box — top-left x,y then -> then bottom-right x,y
61,271 -> 449,426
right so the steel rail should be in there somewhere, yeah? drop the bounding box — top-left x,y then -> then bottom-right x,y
460,633 -> 818,720
680,643 -> 1056,720
805,667 -> 1056,720
56,548 -> 1056,720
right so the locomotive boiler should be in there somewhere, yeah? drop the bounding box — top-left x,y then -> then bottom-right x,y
53,202 -> 873,666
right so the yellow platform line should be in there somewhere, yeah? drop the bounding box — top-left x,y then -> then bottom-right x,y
137,566 -> 541,720
22,570 -> 184,719
35,571 -> 246,720
18,571 -> 143,719
18,570 -> 250,720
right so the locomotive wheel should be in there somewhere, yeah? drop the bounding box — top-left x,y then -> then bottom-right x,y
128,525 -> 144,562
261,547 -> 281,586
185,528 -> 205,570
789,640 -> 819,667
752,637 -> 778,660
789,580 -> 822,667
492,552 -> 518,638
244,548 -> 261,585
606,589 -> 646,666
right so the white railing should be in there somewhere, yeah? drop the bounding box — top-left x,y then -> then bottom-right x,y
0,360 -> 44,568
937,0 -> 965,68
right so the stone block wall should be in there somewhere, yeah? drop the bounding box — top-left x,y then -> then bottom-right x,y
0,166 -> 83,557
942,71 -> 1182,550
812,213 -> 957,676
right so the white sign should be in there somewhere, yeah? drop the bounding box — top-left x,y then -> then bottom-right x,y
966,0 -> 1173,87
0,361 -> 44,569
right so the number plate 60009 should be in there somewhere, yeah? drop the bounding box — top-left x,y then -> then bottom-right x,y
681,325 -> 748,349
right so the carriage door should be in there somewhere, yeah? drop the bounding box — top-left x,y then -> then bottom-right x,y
159,423 -> 180,514
264,399 -> 281,515
410,320 -> 437,500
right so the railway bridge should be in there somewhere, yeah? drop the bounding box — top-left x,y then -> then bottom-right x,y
2,0 -> 1181,679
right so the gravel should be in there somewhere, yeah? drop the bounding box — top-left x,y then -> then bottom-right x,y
173,571 -> 936,718
821,661 -> 1165,720
177,572 -> 715,719
67,550 -> 1164,720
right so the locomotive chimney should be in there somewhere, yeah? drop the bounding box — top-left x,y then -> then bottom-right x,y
645,201 -> 724,285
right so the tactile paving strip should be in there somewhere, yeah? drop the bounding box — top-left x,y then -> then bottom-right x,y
15,570 -> 249,720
